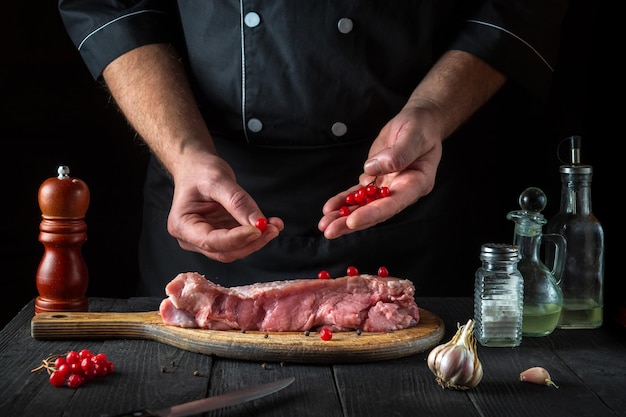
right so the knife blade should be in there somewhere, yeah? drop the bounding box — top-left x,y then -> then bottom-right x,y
109,376 -> 295,417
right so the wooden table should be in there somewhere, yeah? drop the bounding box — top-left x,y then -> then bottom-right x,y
1,297 -> 624,417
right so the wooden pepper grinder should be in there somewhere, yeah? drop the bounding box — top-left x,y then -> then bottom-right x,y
35,165 -> 90,314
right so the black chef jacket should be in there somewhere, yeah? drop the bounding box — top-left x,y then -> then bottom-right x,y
58,0 -> 569,297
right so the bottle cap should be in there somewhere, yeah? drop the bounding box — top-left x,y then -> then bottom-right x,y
558,135 -> 593,174
480,243 -> 520,262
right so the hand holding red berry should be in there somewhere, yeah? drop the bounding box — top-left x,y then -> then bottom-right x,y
255,217 -> 268,232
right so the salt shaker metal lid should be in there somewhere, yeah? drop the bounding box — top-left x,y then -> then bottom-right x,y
479,243 -> 520,262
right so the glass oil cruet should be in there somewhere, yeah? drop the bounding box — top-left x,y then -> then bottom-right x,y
506,187 -> 566,337
546,136 -> 604,329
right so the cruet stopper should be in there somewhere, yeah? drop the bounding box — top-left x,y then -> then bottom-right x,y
506,186 -> 548,236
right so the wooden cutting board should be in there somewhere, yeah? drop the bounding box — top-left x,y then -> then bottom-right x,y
31,308 -> 444,364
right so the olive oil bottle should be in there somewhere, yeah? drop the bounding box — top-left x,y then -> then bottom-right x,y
546,136 -> 604,329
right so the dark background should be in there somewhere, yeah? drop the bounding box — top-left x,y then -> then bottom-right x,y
2,2 -> 618,329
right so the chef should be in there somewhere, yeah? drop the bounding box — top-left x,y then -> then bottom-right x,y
57,1 -> 570,297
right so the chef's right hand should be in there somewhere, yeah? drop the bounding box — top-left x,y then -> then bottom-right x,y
318,105 -> 443,239
166,152 -> 284,262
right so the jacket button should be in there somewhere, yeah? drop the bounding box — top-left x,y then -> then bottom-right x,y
337,18 -> 353,34
247,118 -> 263,132
331,122 -> 348,137
244,12 -> 261,28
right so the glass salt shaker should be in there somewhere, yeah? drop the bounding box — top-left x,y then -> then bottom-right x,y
474,243 -> 524,347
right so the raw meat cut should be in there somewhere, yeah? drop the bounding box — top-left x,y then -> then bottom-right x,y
159,272 -> 420,332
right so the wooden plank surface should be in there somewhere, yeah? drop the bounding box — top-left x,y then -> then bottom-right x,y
3,298 -> 624,417
30,308 -> 445,364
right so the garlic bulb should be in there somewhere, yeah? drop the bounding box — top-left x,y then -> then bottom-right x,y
427,318 -> 483,390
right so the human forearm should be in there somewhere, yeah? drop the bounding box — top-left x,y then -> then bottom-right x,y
102,43 -> 216,177
103,43 -> 281,258
339,50 -> 507,236
404,49 -> 507,141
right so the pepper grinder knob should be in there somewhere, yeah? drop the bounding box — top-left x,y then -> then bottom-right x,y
35,165 -> 90,314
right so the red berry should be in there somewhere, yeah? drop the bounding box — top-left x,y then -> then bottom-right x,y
81,357 -> 95,374
49,371 -> 66,387
317,270 -> 331,280
93,352 -> 108,364
56,363 -> 71,378
54,357 -> 66,368
354,188 -> 366,204
255,218 -> 268,232
320,328 -> 333,341
67,373 -> 85,389
79,349 -> 92,359
338,206 -> 351,217
365,184 -> 378,196
66,351 -> 80,365
379,186 -> 390,197
70,361 -> 83,374
345,193 -> 356,205
346,266 -> 359,276
94,363 -> 108,377
378,266 -> 389,277
105,361 -> 115,375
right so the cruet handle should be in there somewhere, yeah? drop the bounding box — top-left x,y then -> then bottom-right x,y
542,233 -> 567,285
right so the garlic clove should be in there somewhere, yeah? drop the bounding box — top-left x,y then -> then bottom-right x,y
427,318 -> 483,390
519,366 -> 559,388
438,345 -> 468,376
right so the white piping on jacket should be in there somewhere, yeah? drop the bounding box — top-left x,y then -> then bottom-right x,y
239,0 -> 249,142
466,19 -> 554,72
77,10 -> 167,51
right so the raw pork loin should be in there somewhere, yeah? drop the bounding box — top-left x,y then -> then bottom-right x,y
159,272 -> 420,332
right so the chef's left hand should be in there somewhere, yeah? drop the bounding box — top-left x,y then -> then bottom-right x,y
318,106 -> 443,239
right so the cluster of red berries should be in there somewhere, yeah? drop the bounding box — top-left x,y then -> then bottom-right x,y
339,181 -> 390,217
32,349 -> 114,389
318,265 -> 389,280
